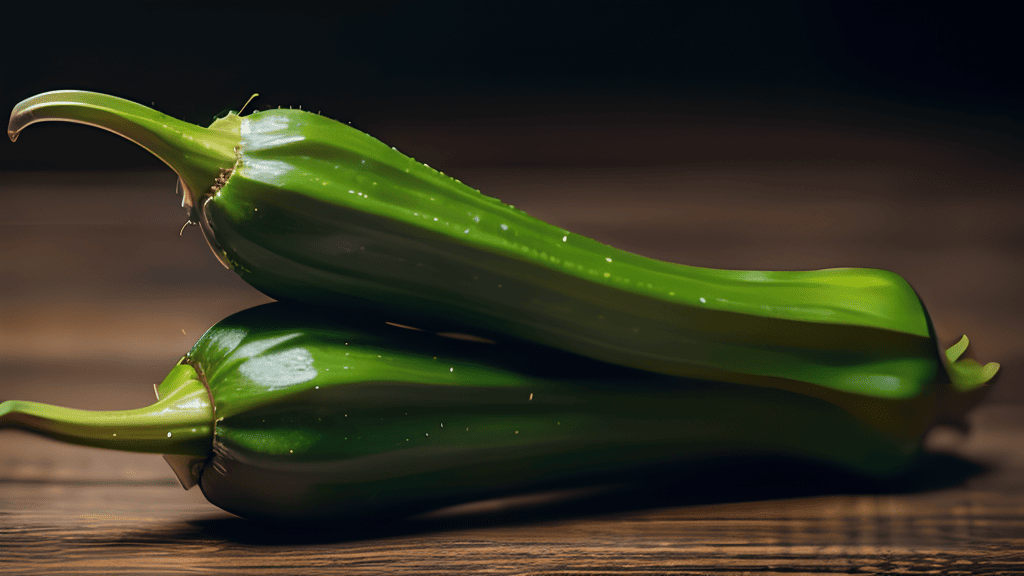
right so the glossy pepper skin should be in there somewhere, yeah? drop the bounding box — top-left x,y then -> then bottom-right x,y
0,303 -> 976,521
7,92 -> 998,419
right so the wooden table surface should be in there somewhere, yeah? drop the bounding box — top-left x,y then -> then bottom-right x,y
2,115 -> 1022,574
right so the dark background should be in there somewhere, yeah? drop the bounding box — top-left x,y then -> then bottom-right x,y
3,1 -> 1022,171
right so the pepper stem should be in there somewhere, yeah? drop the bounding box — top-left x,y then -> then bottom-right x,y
7,90 -> 239,218
0,362 -> 213,457
934,335 -> 1000,431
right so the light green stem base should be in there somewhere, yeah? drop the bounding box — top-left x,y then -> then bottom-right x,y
944,335 -> 1000,391
7,90 -> 239,217
0,360 -> 213,457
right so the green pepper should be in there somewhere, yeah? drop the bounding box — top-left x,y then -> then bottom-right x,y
0,303 -> 980,520
7,91 -> 999,416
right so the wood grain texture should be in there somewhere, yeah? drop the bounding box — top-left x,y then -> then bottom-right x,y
2,414 -> 1024,576
2,117 -> 1022,574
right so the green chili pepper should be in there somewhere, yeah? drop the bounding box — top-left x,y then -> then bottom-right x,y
7,91 -> 999,409
0,304 -> 987,520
